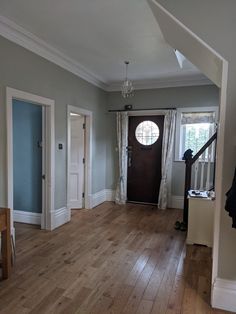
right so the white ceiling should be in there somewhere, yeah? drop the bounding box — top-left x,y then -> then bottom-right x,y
0,0 -> 210,90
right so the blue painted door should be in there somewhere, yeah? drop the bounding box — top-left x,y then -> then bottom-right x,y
13,100 -> 42,213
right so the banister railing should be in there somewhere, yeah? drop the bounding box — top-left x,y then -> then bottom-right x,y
175,132 -> 217,231
189,132 -> 217,164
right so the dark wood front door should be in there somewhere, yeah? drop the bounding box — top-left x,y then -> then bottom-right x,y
127,115 -> 164,204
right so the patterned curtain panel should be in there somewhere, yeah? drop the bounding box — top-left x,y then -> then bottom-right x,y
158,110 -> 176,209
115,112 -> 128,204
181,112 -> 215,124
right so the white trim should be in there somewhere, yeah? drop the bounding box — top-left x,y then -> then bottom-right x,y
212,278 -> 236,312
108,74 -> 213,91
212,60 -> 228,284
6,87 -> 55,231
0,14 -> 107,90
67,105 -> 93,211
92,190 -> 107,208
91,189 -> 115,208
13,210 -> 41,225
170,195 -> 184,209
105,189 -> 116,202
51,207 -> 70,230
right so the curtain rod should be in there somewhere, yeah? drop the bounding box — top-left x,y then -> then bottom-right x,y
108,107 -> 176,112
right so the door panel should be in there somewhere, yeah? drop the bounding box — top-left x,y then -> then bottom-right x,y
127,115 -> 164,204
69,115 -> 85,209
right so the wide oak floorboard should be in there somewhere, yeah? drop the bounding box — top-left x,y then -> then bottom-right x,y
0,202 -> 232,313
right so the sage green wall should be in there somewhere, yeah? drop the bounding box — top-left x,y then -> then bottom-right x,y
0,35 -> 109,209
108,85 -> 219,110
108,85 -> 219,196
156,0 -> 236,284
105,113 -> 118,191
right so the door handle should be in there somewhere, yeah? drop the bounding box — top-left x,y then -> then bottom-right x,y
128,156 -> 132,167
42,175 -> 46,180
127,146 -> 132,167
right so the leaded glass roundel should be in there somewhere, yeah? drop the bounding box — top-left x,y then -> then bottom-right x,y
135,121 -> 160,145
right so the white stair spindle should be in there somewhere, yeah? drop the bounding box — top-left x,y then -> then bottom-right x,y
211,140 -> 216,187
206,144 -> 212,190
200,150 -> 206,190
194,160 -> 199,190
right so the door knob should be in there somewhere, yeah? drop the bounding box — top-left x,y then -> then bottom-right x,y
127,146 -> 132,167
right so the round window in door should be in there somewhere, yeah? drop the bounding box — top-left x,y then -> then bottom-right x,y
135,120 -> 160,146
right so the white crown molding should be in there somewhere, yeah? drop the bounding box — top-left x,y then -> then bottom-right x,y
107,74 -> 213,92
0,14 -> 213,92
0,14 -> 108,90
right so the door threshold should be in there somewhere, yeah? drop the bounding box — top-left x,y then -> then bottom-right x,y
127,201 -> 158,206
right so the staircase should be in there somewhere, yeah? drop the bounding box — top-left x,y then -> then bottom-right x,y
175,132 -> 217,231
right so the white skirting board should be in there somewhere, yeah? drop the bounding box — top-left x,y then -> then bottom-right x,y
91,189 -> 115,208
13,190 -> 114,231
51,207 -> 71,230
91,191 -> 183,209
13,192 -> 179,230
169,195 -> 184,209
50,190 -> 114,230
13,210 -> 41,225
212,278 -> 236,312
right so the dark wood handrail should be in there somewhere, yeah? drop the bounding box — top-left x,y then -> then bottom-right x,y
178,132 -> 217,230
191,132 -> 217,164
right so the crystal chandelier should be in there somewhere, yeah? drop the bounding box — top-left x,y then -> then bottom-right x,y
121,61 -> 134,98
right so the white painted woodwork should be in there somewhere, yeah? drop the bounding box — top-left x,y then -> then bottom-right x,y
194,160 -> 199,190
67,105 -> 93,210
206,143 -> 212,190
6,87 -> 55,231
69,115 -> 85,209
187,197 -> 215,247
200,150 -> 206,190
193,143 -> 216,191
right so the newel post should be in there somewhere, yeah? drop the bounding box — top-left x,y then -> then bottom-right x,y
182,149 -> 193,227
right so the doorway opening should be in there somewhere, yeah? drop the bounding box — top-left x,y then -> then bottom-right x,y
127,115 -> 164,204
13,100 -> 44,226
68,112 -> 85,209
67,105 -> 92,211
6,87 -> 55,234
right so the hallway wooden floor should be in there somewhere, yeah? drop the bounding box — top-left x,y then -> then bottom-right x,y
0,202 -> 232,314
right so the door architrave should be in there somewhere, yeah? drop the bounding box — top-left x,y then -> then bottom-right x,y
6,87 -> 55,233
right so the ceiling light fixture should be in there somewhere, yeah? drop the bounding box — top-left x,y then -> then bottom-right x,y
121,61 -> 134,98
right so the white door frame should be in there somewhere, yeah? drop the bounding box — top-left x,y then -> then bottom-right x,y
6,87 -> 55,232
67,105 -> 92,210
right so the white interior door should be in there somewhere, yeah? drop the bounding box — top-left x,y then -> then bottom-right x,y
69,114 -> 85,209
